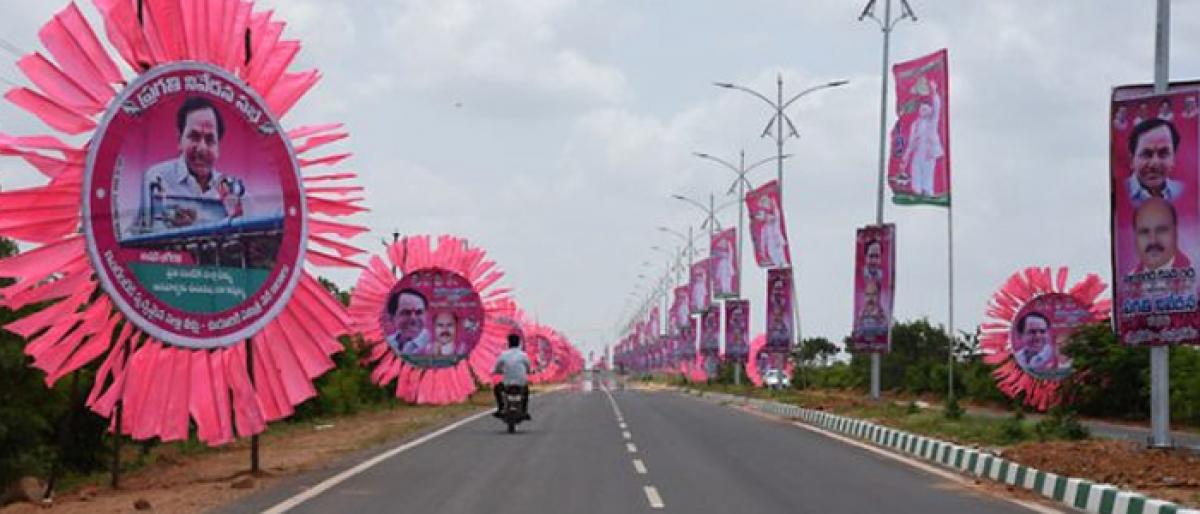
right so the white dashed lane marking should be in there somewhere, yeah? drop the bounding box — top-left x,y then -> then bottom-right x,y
644,486 -> 665,509
633,459 -> 647,474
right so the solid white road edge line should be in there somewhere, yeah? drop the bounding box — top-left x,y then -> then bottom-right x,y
261,409 -> 493,514
633,459 -> 647,474
644,486 -> 665,509
788,421 -> 1064,514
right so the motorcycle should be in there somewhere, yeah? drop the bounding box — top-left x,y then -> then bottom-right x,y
499,385 -> 529,433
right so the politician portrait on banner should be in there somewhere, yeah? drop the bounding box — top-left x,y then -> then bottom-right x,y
700,308 -> 720,356
711,228 -> 739,298
690,258 -> 712,313
888,49 -> 950,206
851,224 -> 896,353
1112,86 -> 1200,346
724,299 -> 750,362
380,268 -> 485,368
671,285 -> 690,331
680,318 -> 698,359
766,268 -> 794,352
647,305 -> 661,339
84,63 -> 306,348
746,180 -> 791,268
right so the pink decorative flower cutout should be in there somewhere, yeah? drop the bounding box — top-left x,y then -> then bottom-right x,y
0,1 -> 365,446
980,267 -> 1110,411
349,235 -> 514,405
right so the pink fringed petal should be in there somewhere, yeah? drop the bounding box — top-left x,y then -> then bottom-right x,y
4,88 -> 96,134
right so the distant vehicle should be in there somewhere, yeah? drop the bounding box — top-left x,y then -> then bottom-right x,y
763,369 -> 790,390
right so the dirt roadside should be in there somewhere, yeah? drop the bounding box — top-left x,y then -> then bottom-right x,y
1,395 -> 491,514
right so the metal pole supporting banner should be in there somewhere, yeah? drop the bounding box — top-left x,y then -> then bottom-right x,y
868,0 -> 893,402
247,338 -> 260,473
947,196 -> 955,401
1150,0 -> 1172,449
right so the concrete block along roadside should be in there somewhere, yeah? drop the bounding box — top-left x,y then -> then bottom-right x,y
679,388 -> 1200,514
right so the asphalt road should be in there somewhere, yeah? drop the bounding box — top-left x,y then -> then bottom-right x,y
229,378 -> 1055,514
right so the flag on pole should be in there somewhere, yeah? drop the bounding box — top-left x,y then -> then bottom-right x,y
850,224 -> 896,352
746,180 -> 792,268
888,48 -> 950,206
710,228 -> 739,298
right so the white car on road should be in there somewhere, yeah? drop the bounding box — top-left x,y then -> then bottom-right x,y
763,369 -> 790,389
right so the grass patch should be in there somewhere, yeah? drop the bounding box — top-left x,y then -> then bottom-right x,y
684,382 -> 1083,447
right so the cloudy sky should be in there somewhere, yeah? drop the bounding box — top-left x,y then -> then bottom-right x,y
2,1 -> 1199,361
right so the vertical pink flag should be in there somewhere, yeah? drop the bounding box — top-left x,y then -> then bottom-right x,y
710,228 -> 739,298
680,318 -> 697,359
699,308 -> 720,356
850,224 -> 896,352
888,48 -> 950,207
746,180 -> 791,268
689,258 -> 712,313
671,286 -> 690,330
765,268 -> 794,352
647,305 -> 661,339
1112,85 -> 1200,345
724,299 -> 750,362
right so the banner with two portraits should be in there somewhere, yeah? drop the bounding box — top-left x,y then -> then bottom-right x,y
1112,84 -> 1200,346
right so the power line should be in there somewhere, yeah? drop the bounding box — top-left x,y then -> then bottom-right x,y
0,36 -> 26,59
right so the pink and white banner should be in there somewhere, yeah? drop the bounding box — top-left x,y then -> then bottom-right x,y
1112,85 -> 1200,345
710,228 -> 739,298
746,180 -> 791,268
888,48 -> 950,207
850,224 -> 896,352
765,268 -> 794,352
647,305 -> 661,339
672,285 -> 690,330
680,318 -> 697,359
699,308 -> 720,355
690,258 -> 712,313
724,299 -> 750,362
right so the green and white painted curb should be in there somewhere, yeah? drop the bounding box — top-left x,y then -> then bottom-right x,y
684,389 -> 1198,514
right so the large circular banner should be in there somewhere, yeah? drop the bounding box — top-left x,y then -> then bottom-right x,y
83,62 -> 306,349
980,267 -> 1110,411
1008,293 -> 1088,381
381,268 -> 485,369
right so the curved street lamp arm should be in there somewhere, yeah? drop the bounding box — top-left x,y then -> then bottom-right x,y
671,194 -> 710,214
713,81 -> 779,110
781,80 -> 850,111
693,152 -> 739,174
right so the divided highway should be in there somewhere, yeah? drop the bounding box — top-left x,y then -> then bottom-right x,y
225,377 -> 1057,514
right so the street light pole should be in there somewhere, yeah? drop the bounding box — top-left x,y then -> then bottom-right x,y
715,77 -> 848,367
860,0 -> 916,402
1150,0 -> 1172,449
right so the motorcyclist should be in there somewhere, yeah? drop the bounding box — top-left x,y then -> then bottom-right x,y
492,333 -> 532,420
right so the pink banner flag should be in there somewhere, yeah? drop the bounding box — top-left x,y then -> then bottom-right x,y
765,268 -> 794,352
724,299 -> 750,362
680,318 -> 697,359
671,285 -> 690,330
888,48 -> 950,206
710,227 -> 739,298
699,308 -> 720,356
689,258 -> 712,313
746,180 -> 791,268
1112,84 -> 1200,345
850,224 -> 896,352
647,305 -> 661,339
